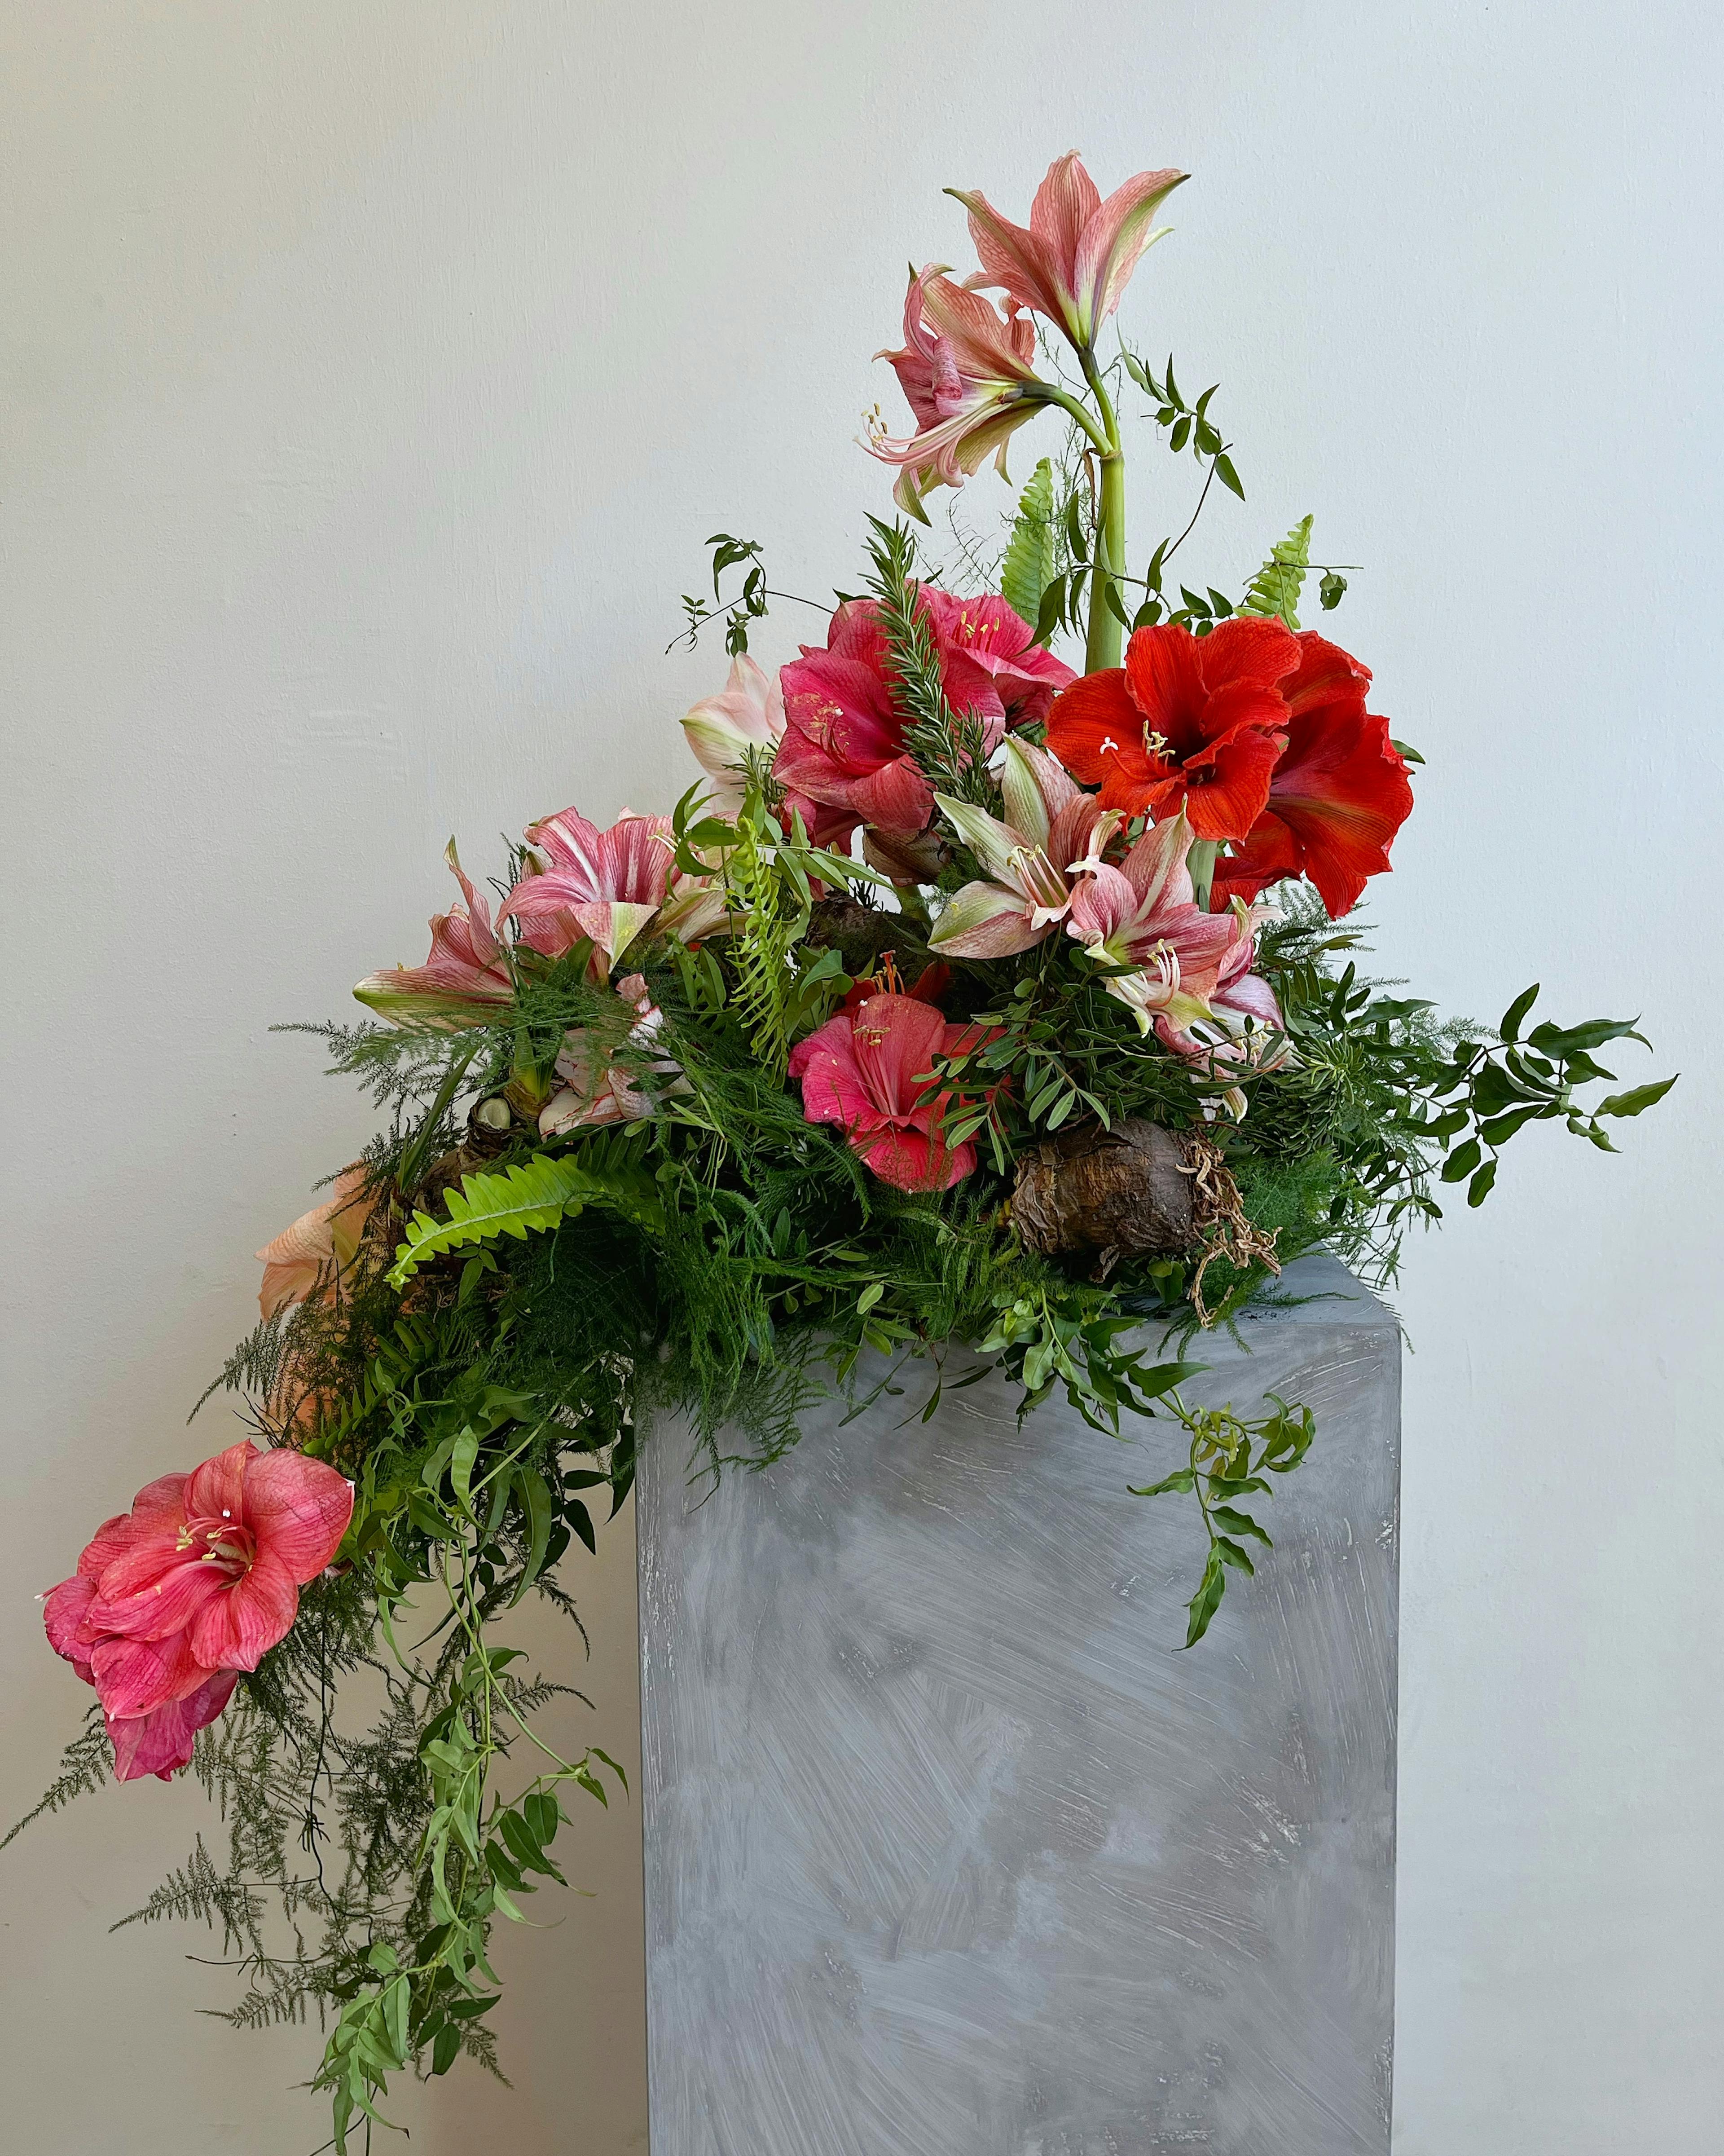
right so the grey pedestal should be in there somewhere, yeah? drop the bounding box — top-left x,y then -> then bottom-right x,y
638,1253 -> 1399,2155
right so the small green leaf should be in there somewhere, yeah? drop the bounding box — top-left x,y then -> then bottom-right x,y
857,1281 -> 884,1314
1467,1158 -> 1499,1208
1210,1506 -> 1271,1546
1441,1137 -> 1482,1183
1596,1075 -> 1677,1118
1213,453 -> 1245,499
1499,984 -> 1540,1042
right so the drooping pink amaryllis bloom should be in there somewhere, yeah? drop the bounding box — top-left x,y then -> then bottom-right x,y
868,265 -> 1045,519
255,1164 -> 377,1320
43,1442 -> 353,1782
1064,813 -> 1243,1035
353,841 -> 515,1027
682,653 -> 785,815
538,973 -> 688,1137
1209,633 -> 1414,920
931,738 -> 1120,958
503,807 -> 675,969
788,991 -> 995,1192
949,151 -> 1187,355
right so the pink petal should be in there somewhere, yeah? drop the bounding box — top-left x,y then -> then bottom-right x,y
188,1553 -> 299,1672
44,1575 -> 98,1681
187,1442 -> 255,1526
106,1672 -> 240,1784
1071,168 -> 1187,338
244,1450 -> 355,1584
846,757 -> 933,836
858,1126 -> 975,1193
90,1628 -> 209,1720
929,881 -> 1046,959
89,1552 -> 227,1641
1029,151 -> 1102,286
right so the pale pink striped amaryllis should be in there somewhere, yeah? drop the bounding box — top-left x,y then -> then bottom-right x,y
353,840 -> 515,1028
503,806 -> 677,968
43,1442 -> 353,1782
949,151 -> 1187,355
868,265 -> 1046,519
930,738 -> 1119,959
1064,813 -> 1242,1036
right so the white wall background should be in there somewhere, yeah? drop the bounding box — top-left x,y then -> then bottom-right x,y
4,3 -> 1720,2149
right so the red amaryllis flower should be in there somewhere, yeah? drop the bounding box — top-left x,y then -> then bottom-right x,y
1211,633 -> 1414,919
43,1442 -> 353,1782
788,991 -> 994,1192
949,151 -> 1187,354
869,266 -> 1045,519
1045,617 -> 1300,842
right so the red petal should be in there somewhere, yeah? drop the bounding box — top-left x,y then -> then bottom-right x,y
188,1554 -> 299,1673
106,1671 -> 240,1784
1282,630 -> 1372,719
244,1449 -> 354,1584
1045,669 -> 1151,792
1212,816 -> 1300,909
44,1575 -> 98,1681
847,757 -> 933,835
90,1629 -> 208,1719
1259,706 -> 1413,917
1193,614 -> 1301,696
1177,727 -> 1285,842
90,1552 -> 227,1641
848,994 -> 949,1117
1122,626 -> 1207,754
858,1126 -> 976,1192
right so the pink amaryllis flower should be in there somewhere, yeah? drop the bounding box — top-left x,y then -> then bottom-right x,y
503,807 -> 676,968
1065,813 -> 1243,1035
256,1164 -> 377,1320
43,1442 -> 353,1782
869,266 -> 1045,520
538,973 -> 688,1137
789,990 -> 995,1192
950,151 -> 1187,354
920,588 -> 1075,725
1153,908 -> 1291,1118
931,738 -> 1120,958
776,590 -> 1065,852
682,653 -> 785,814
354,841 -> 515,1027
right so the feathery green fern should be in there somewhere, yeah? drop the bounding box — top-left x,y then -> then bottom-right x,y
388,1139 -> 663,1287
1240,513 -> 1314,629
1000,458 -> 1057,624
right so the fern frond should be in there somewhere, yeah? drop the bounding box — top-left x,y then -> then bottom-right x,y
387,1140 -> 663,1286
1240,513 -> 1314,629
1000,458 -> 1056,624
114,1834 -> 267,1955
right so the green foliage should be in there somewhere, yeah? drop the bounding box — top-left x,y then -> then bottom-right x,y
1131,1393 -> 1315,1645
1240,513 -> 1314,629
388,1135 -> 664,1287
1000,457 -> 1058,623
865,516 -> 996,808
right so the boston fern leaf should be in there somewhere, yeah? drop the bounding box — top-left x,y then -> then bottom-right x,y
1000,457 -> 1057,625
1240,512 -> 1314,629
388,1141 -> 663,1287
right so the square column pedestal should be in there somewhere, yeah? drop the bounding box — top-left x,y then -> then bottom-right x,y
638,1252 -> 1399,2156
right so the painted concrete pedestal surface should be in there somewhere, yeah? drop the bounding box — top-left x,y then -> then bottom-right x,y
637,1253 -> 1399,2156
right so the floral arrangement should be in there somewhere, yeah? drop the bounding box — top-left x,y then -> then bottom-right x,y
17,154 -> 1671,2147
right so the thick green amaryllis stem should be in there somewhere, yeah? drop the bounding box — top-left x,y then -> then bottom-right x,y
1078,352 -> 1127,673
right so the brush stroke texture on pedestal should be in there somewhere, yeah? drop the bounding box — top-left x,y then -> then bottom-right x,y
638,1252 -> 1399,2156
